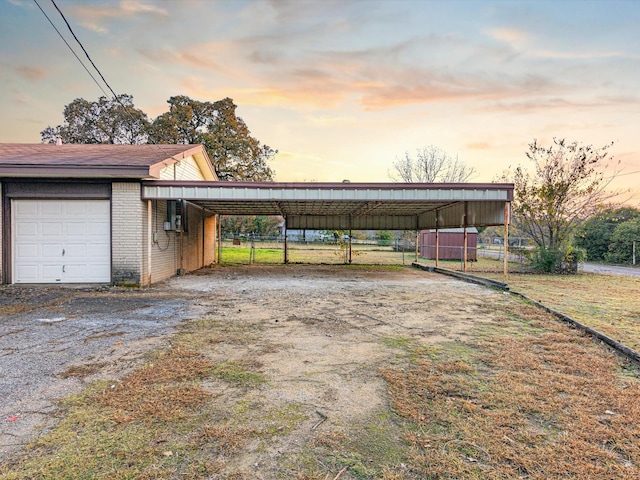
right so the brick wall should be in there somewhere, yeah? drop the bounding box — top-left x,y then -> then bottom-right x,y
112,182 -> 145,285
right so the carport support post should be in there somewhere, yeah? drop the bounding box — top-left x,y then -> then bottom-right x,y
435,210 -> 440,268
503,202 -> 510,280
284,219 -> 289,264
348,228 -> 352,264
217,215 -> 222,264
415,227 -> 419,262
463,202 -> 468,273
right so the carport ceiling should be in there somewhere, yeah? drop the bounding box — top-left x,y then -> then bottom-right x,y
142,181 -> 513,230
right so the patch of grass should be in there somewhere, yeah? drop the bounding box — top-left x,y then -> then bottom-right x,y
211,360 -> 267,387
259,403 -> 307,437
381,335 -> 413,350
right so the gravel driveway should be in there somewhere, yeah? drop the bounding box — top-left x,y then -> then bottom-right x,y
1,265 -> 503,469
0,284 -> 197,461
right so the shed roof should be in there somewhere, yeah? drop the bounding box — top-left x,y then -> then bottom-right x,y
0,144 -> 216,179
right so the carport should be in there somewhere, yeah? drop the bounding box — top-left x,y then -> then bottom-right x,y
142,181 -> 513,276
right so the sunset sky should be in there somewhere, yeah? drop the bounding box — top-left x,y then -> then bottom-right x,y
1,0 -> 639,203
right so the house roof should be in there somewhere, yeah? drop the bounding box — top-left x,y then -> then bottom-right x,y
0,143 -> 216,179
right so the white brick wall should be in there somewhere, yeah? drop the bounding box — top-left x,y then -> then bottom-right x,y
112,182 -> 145,285
159,156 -> 206,181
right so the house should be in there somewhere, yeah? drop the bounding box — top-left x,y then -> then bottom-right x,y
0,143 -> 217,286
420,228 -> 478,261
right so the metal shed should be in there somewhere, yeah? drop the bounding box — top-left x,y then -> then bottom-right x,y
420,228 -> 478,261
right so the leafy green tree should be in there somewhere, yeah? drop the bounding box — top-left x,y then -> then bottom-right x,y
42,94 -> 276,182
221,215 -> 281,237
41,94 -> 150,144
149,96 -> 276,181
511,138 -> 619,272
574,207 -> 640,261
376,230 -> 394,246
605,217 -> 640,264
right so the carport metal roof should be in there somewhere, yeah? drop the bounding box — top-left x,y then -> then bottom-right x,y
142,181 -> 513,230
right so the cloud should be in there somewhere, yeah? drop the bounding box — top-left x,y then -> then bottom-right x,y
14,66 -> 48,81
70,0 -> 168,33
486,27 -> 531,48
466,142 -> 493,150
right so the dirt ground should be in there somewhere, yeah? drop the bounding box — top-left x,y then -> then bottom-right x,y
0,264 -> 513,474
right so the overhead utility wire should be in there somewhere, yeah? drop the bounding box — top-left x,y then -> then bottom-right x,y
38,0 -> 189,168
32,0 -> 108,97
49,0 -> 119,101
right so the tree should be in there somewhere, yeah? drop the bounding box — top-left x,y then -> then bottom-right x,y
149,96 -> 276,181
389,145 -> 475,183
574,206 -> 640,261
511,138 -> 619,271
41,94 -> 150,144
605,217 -> 640,264
220,215 -> 281,237
42,94 -> 276,182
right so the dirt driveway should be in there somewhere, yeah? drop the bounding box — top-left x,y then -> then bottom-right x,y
0,265 -> 508,471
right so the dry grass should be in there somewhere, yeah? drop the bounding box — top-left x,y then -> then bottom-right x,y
481,270 -> 640,352
0,339 -> 263,479
381,299 -> 640,479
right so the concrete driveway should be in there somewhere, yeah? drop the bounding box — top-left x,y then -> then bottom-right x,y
582,262 -> 640,277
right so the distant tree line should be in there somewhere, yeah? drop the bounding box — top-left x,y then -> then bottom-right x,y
41,94 -> 276,182
574,207 -> 640,264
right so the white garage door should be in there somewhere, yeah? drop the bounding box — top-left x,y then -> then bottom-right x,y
13,199 -> 111,283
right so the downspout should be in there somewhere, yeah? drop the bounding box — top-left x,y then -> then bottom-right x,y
147,200 -> 152,286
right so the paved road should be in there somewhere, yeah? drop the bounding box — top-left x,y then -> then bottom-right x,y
581,262 -> 640,277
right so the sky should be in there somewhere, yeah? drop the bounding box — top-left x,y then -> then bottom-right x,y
1,0 -> 639,203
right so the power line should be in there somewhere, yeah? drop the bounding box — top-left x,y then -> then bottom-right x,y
49,0 -> 119,101
32,0 -> 108,97
35,0 -> 193,169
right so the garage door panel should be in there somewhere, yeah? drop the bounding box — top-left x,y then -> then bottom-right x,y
66,222 -> 87,236
42,222 -> 64,236
14,201 -> 38,215
16,243 -> 39,258
90,222 -> 110,236
15,265 -> 39,282
64,243 -> 87,257
42,243 -> 63,257
63,264 -> 87,281
15,222 -> 38,236
42,265 -> 63,281
40,202 -> 64,215
89,244 -> 110,259
13,199 -> 111,284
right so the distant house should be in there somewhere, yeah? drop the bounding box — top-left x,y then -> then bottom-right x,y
0,143 -> 217,285
420,228 -> 478,261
